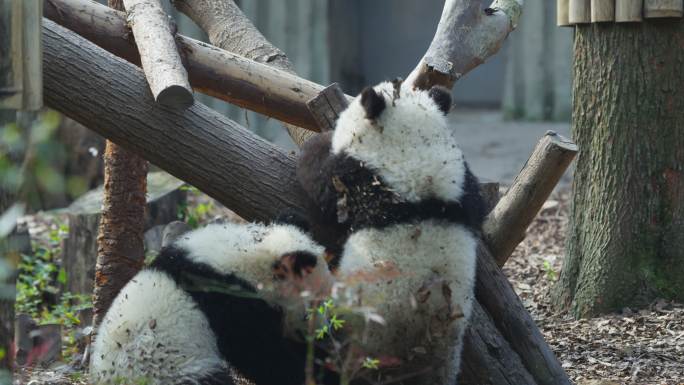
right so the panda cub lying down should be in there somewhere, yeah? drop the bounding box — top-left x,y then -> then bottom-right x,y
89,221 -> 336,385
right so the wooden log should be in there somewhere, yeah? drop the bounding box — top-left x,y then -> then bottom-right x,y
43,0 -> 344,132
591,0 -> 616,22
557,0 -> 571,26
171,0 -> 315,147
569,0 -> 591,23
483,131 -> 577,266
42,20 -> 570,385
475,242 -> 571,385
0,0 -> 41,110
121,0 -> 193,109
42,19 -> 308,222
404,0 -> 523,90
459,302 -> 537,385
644,0 -> 684,17
616,0 -> 644,21
306,83 -> 350,132
20,0 -> 43,111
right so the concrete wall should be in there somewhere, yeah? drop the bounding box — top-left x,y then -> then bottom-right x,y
329,0 -> 508,107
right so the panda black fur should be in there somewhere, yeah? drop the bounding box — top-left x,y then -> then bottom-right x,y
297,81 -> 486,384
89,221 -> 336,385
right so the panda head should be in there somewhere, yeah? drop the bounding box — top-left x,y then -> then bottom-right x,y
331,81 -> 466,204
172,221 -> 333,301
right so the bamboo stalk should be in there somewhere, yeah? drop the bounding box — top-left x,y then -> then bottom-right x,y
483,131 -> 578,266
569,0 -> 591,23
591,0 -> 615,22
557,0 -> 571,26
122,0 -> 194,109
644,0 -> 684,18
616,0 -> 644,21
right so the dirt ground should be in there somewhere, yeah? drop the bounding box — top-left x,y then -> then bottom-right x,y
504,189 -> 684,385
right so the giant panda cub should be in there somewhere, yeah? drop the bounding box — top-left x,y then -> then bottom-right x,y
297,81 -> 486,384
90,221 -> 336,385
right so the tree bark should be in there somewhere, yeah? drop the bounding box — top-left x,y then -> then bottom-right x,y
553,21 -> 684,318
172,0 -> 314,146
91,0 -> 149,328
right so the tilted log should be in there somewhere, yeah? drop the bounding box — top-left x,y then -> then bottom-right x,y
42,19 -> 307,222
171,0 -> 314,146
483,131 -> 578,266
405,0 -> 524,90
44,0 -> 338,132
569,0 -> 591,24
43,19 -> 571,385
122,0 -> 193,108
459,302 -> 536,385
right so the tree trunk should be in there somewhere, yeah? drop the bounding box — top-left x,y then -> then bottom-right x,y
91,0 -> 148,328
553,21 -> 684,318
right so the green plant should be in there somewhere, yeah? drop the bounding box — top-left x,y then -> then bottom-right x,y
177,185 -> 214,228
542,259 -> 558,281
309,299 -> 346,340
14,220 -> 92,362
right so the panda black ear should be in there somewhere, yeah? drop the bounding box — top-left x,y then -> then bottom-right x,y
428,86 -> 452,115
360,86 -> 386,121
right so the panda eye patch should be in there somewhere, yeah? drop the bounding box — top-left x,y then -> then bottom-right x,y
273,252 -> 318,280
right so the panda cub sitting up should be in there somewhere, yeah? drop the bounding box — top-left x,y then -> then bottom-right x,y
297,81 -> 486,384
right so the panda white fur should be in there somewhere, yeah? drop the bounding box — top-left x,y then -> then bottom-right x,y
90,221 -> 337,385
297,81 -> 486,384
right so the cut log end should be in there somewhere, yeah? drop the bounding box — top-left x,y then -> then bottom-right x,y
484,132 -> 578,266
156,84 -> 194,109
305,83 -> 350,132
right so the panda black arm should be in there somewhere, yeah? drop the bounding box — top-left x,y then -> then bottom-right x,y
461,162 -> 487,232
297,132 -> 339,221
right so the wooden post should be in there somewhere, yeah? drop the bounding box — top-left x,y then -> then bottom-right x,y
305,83 -> 350,132
483,131 -> 578,266
616,0 -> 644,21
591,0 -> 615,22
122,0 -> 193,109
0,0 -> 42,111
644,0 -> 684,17
557,0 -> 571,26
21,0 -> 43,111
569,0 -> 591,23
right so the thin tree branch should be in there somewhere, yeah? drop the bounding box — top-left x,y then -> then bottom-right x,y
405,0 -> 523,90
